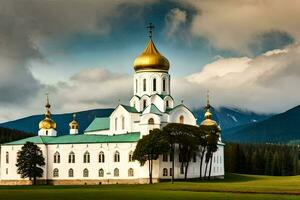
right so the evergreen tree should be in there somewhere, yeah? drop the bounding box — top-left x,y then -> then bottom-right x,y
16,142 -> 45,185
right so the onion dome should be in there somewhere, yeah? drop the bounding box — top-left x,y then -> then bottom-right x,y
39,95 -> 56,130
200,91 -> 219,128
133,23 -> 169,72
69,113 -> 79,129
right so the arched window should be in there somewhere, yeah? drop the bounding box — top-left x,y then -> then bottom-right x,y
128,151 -> 133,162
179,115 -> 184,124
114,168 -> 119,177
153,78 -> 157,91
69,152 -> 75,163
53,168 -> 59,177
143,79 -> 146,91
114,151 -> 120,162
99,151 -> 105,163
99,168 -> 104,177
5,152 -> 9,164
121,116 -> 125,130
54,152 -> 60,163
68,168 -> 74,177
83,152 -> 90,163
143,99 -> 147,109
163,78 -> 166,92
163,168 -> 168,176
115,117 -> 118,131
166,100 -> 169,108
148,118 -> 154,125
128,168 -> 134,177
162,154 -> 168,162
135,79 -> 138,93
83,168 -> 89,177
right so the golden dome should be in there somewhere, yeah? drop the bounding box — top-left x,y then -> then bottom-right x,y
200,109 -> 218,127
39,94 -> 56,130
39,118 -> 56,129
69,113 -> 79,129
133,39 -> 170,72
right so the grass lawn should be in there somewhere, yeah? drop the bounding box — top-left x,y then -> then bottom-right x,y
1,174 -> 300,200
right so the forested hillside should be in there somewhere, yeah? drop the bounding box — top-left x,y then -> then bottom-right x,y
0,127 -> 32,144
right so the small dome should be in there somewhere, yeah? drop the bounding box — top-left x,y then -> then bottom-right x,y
39,95 -> 56,130
69,114 -> 79,129
200,109 -> 218,127
133,39 -> 169,72
39,118 -> 56,129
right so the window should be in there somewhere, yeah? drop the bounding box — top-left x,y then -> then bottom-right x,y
143,79 -> 146,91
68,168 -> 74,177
170,152 -> 174,162
121,116 -> 125,130
170,168 -> 173,176
5,152 -> 9,164
135,79 -> 138,93
115,117 -> 118,131
193,153 -> 197,163
54,152 -> 60,163
53,168 -> 59,177
83,168 -> 89,177
128,168 -> 134,177
163,168 -> 168,176
99,151 -> 105,163
148,118 -> 154,125
114,168 -> 119,177
162,154 -> 168,162
69,152 -> 75,163
180,166 -> 184,174
143,99 -> 147,109
166,100 -> 169,108
128,151 -> 133,162
99,168 -> 104,177
163,78 -> 166,91
114,151 -> 120,162
83,152 -> 90,163
179,115 -> 184,124
153,78 -> 156,91
5,168 -> 8,175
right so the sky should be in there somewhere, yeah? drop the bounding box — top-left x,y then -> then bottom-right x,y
0,0 -> 300,122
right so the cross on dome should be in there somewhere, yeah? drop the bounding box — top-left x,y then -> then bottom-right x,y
146,23 -> 155,38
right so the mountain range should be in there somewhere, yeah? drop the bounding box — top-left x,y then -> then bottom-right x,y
0,106 -> 271,137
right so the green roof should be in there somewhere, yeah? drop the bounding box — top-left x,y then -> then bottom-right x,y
4,132 -> 141,145
85,117 -> 110,132
143,104 -> 163,115
121,104 -> 139,113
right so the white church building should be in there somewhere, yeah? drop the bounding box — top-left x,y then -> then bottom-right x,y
0,29 -> 224,185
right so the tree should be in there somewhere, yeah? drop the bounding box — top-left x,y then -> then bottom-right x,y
133,129 -> 169,184
16,142 -> 45,185
163,123 -> 201,181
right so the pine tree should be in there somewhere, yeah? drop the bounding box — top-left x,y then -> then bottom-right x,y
16,142 -> 45,185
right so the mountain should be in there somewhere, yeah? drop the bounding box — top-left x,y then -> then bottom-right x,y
223,105 -> 300,144
0,127 -> 33,144
193,107 -> 271,130
0,107 -> 271,136
0,108 -> 114,135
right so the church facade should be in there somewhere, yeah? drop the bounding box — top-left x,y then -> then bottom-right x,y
0,32 -> 224,185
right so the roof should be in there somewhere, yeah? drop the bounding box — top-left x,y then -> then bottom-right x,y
143,104 -> 163,115
121,104 -> 140,113
84,117 -> 110,132
4,132 -> 141,145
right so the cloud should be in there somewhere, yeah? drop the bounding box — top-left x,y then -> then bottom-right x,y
173,43 -> 300,113
185,0 -> 300,52
164,8 -> 188,39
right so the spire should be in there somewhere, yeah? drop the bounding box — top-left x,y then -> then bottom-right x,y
146,22 -> 155,39
45,93 -> 51,118
205,90 -> 211,110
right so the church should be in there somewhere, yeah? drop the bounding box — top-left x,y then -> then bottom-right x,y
0,27 -> 224,185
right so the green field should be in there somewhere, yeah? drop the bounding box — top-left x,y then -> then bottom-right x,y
1,174 -> 300,200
